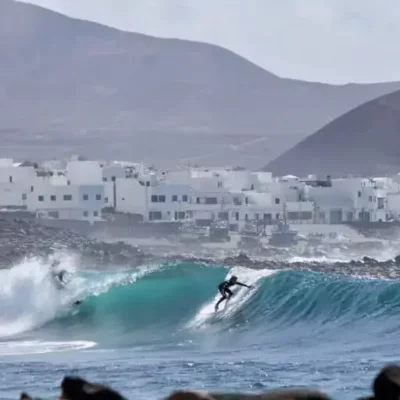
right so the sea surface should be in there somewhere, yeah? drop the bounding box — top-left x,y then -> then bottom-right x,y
1,257 -> 400,399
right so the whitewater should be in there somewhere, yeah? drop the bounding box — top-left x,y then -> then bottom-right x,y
1,257 -> 400,399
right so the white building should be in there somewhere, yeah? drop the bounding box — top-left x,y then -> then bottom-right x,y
307,177 -> 388,223
0,159 -> 37,208
27,179 -> 105,223
0,158 -> 396,226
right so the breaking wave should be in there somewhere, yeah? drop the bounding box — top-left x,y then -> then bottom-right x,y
1,258 -> 400,353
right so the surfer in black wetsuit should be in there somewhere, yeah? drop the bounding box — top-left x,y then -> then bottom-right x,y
215,275 -> 251,311
50,265 -> 82,306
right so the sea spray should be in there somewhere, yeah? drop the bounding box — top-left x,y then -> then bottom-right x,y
0,257 -> 71,337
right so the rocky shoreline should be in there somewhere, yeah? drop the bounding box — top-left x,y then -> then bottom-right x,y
2,219 -> 400,279
169,252 -> 400,279
0,219 -> 151,269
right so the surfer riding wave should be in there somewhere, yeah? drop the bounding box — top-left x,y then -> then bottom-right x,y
50,261 -> 82,305
215,275 -> 251,311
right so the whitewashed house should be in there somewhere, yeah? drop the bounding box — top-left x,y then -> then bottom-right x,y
23,160 -> 105,223
307,177 -> 389,223
27,181 -> 104,222
0,159 -> 37,207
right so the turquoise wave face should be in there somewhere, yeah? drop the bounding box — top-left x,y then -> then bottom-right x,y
5,260 -> 400,348
34,262 -> 400,348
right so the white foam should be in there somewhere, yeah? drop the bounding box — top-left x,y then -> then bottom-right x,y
0,340 -> 96,356
0,256 -> 78,338
288,255 -> 346,263
187,266 -> 277,329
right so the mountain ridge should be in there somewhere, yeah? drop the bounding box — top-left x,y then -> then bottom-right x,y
265,89 -> 400,177
1,0 -> 400,167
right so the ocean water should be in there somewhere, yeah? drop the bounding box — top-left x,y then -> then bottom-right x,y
0,258 -> 400,399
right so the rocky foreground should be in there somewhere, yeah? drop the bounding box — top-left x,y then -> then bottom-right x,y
18,364 -> 400,399
2,219 -> 400,279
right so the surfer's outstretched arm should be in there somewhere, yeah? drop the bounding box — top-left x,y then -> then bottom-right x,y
237,281 -> 252,288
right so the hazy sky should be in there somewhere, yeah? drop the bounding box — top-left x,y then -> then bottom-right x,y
23,0 -> 400,84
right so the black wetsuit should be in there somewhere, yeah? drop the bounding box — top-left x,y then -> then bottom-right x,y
218,281 -> 234,298
215,279 -> 250,310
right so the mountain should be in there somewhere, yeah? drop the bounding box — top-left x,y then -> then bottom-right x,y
265,89 -> 400,177
1,0 -> 400,167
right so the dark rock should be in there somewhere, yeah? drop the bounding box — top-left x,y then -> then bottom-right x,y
363,256 -> 378,264
60,376 -> 127,400
0,219 -> 152,269
371,364 -> 400,400
163,251 -> 400,280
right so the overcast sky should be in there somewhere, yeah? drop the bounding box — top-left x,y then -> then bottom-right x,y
23,0 -> 400,84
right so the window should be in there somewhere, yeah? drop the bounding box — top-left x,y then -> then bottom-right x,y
288,212 -> 312,220
196,197 -> 200,204
48,211 -> 59,219
63,195 -> 72,201
149,211 -> 162,221
251,184 -> 254,190
217,182 -> 223,188
111,176 -> 116,182
9,176 -> 12,183
94,211 -> 99,217
50,195 -> 56,201
104,197 -> 109,204
22,194 -> 27,200
182,195 -> 188,202
151,195 -> 158,203
174,211 -> 185,220
358,191 -> 362,198
205,197 -> 218,204
96,194 -> 102,201
30,186 -> 34,192
263,214 -> 272,223
275,198 -> 280,205
369,196 -> 373,202
38,195 -> 44,202
146,181 -> 150,187
158,195 -> 166,203
172,195 -> 178,202
83,194 -> 89,201
103,177 -> 107,182
67,180 -> 71,185
235,212 -> 239,221
83,211 -> 88,217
